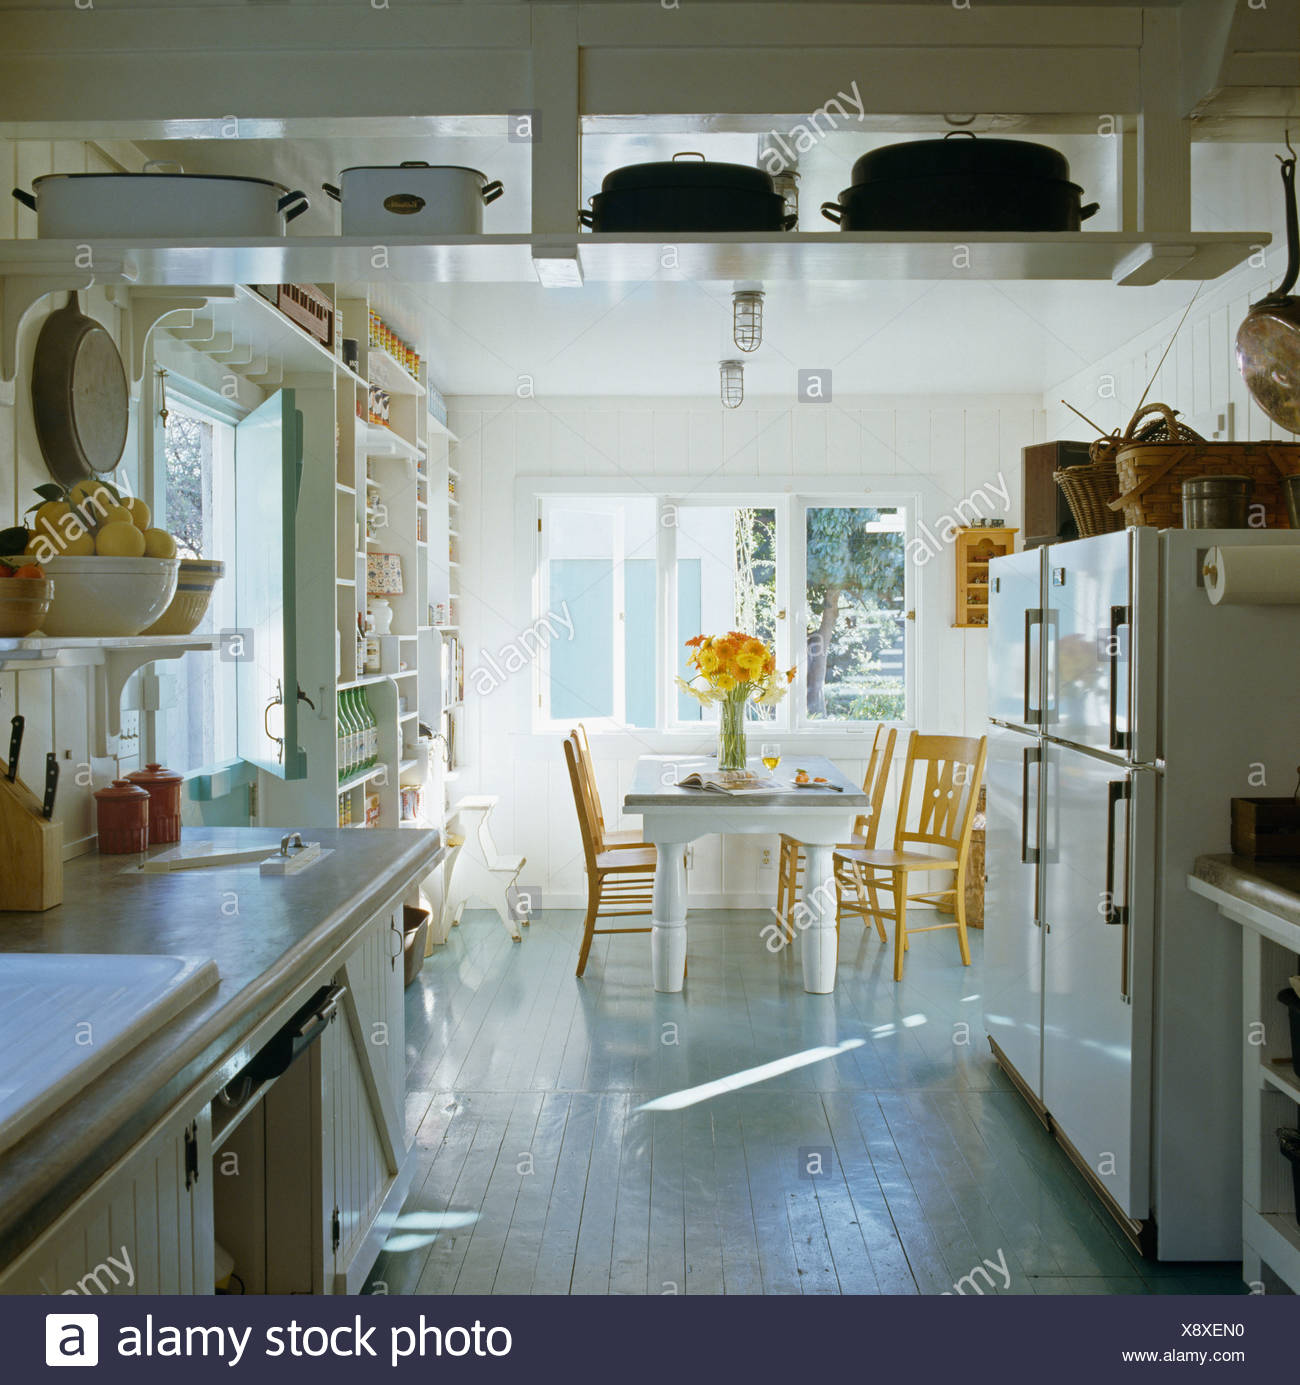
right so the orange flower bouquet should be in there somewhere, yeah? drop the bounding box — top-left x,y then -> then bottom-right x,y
677,632 -> 796,770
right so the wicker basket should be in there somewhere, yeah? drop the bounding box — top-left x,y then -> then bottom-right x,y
1107,403 -> 1300,529
1054,449 -> 1124,537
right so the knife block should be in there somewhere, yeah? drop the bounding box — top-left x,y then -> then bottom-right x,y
0,769 -> 62,911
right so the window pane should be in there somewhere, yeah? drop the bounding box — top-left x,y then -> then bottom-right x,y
675,505 -> 777,722
542,497 -> 656,725
805,506 -> 906,722
549,558 -> 614,719
157,401 -> 238,770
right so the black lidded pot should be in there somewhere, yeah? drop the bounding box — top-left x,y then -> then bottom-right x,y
580,153 -> 795,233
821,132 -> 1100,233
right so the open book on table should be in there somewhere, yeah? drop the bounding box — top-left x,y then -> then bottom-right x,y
675,769 -> 777,794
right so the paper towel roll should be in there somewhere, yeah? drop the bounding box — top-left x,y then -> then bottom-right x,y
1204,545 -> 1300,605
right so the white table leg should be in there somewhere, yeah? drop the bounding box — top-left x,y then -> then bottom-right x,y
652,842 -> 688,993
800,843 -> 838,994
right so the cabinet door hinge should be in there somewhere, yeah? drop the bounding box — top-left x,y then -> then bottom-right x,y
331,1206 -> 341,1253
184,1121 -> 199,1190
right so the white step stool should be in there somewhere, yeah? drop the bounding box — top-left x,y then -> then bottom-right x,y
442,795 -> 527,941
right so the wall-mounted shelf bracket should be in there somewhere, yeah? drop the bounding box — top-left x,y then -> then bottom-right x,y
0,273 -> 97,404
106,285 -> 231,393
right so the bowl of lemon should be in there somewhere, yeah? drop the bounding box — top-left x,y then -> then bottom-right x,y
19,480 -> 182,637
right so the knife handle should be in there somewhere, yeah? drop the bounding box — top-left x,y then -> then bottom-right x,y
7,713 -> 22,782
43,752 -> 58,819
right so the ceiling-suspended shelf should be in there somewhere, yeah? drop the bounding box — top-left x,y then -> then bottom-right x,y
0,230 -> 1267,297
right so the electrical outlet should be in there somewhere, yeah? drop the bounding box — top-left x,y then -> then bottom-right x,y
760,846 -> 773,868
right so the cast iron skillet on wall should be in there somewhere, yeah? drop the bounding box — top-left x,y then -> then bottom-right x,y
31,292 -> 130,486
580,153 -> 795,232
1236,141 -> 1300,435
821,132 -> 1099,232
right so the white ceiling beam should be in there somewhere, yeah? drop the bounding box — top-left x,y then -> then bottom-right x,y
581,48 -> 1141,117
1137,8 -> 1192,231
577,3 -> 1143,49
532,4 -> 582,241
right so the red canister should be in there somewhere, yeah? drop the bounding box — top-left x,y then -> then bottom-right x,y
93,780 -> 151,854
126,762 -> 184,844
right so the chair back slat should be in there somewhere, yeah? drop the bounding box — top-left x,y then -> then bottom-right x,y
852,722 -> 898,847
576,723 -> 607,836
563,733 -> 604,865
893,731 -> 988,855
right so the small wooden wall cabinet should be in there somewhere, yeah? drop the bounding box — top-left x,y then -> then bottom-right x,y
954,526 -> 1017,628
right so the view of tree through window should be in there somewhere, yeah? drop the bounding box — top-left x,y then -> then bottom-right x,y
163,406 -> 213,559
805,506 -> 906,721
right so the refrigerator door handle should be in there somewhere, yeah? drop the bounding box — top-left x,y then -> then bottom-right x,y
1020,745 -> 1040,866
1023,607 -> 1043,726
1104,777 -> 1133,1001
1021,745 -> 1042,927
1108,604 -> 1131,752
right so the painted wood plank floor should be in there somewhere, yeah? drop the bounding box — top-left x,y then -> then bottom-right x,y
365,909 -> 1246,1296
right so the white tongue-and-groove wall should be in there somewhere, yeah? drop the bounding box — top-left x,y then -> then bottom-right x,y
0,139 -> 143,854
448,392 -> 1041,909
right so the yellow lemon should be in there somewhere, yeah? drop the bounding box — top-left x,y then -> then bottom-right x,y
33,500 -> 71,532
97,505 -> 134,528
68,480 -> 119,520
122,497 -> 151,530
141,527 -> 177,559
95,521 -> 146,557
34,509 -> 94,555
40,525 -> 95,557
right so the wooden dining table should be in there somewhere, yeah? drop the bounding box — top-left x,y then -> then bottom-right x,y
623,754 -> 868,995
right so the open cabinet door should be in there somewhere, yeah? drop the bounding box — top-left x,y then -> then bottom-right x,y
235,389 -> 306,779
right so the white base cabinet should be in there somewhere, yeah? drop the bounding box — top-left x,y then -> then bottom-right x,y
0,1101 -> 212,1296
1,901 -> 410,1296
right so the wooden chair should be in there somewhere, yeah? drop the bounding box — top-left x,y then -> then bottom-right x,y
834,731 -> 988,982
774,723 -> 897,939
563,733 -> 658,977
574,723 -> 644,849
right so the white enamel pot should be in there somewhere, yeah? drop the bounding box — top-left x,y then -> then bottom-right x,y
322,163 -> 504,235
12,162 -> 310,238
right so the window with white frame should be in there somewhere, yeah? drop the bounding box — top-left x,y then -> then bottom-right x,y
152,388 -> 239,771
537,492 -> 913,730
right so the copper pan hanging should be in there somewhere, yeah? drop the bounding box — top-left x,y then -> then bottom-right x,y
1236,137 -> 1300,434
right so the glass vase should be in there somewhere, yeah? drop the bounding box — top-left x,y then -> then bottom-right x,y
717,694 -> 749,771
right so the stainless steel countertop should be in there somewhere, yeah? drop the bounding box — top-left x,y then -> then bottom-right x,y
0,825 -> 441,1267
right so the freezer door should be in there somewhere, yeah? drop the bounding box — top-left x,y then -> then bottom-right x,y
983,724 -> 1044,1097
1041,744 -> 1154,1221
1044,528 -> 1158,759
987,547 -> 1045,732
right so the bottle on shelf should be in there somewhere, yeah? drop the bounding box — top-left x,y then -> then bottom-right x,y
336,694 -> 348,783
347,687 -> 364,774
338,690 -> 353,779
359,688 -> 379,767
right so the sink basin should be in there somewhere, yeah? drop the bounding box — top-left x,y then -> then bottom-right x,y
0,954 -> 219,1156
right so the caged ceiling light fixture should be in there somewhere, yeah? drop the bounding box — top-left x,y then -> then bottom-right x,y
719,359 -> 744,409
732,290 -> 765,352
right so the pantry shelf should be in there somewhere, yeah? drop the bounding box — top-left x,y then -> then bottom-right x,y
367,344 -> 425,398
337,764 -> 387,795
358,420 -> 420,460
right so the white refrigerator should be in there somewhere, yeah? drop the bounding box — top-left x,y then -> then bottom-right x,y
985,527 -> 1300,1260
